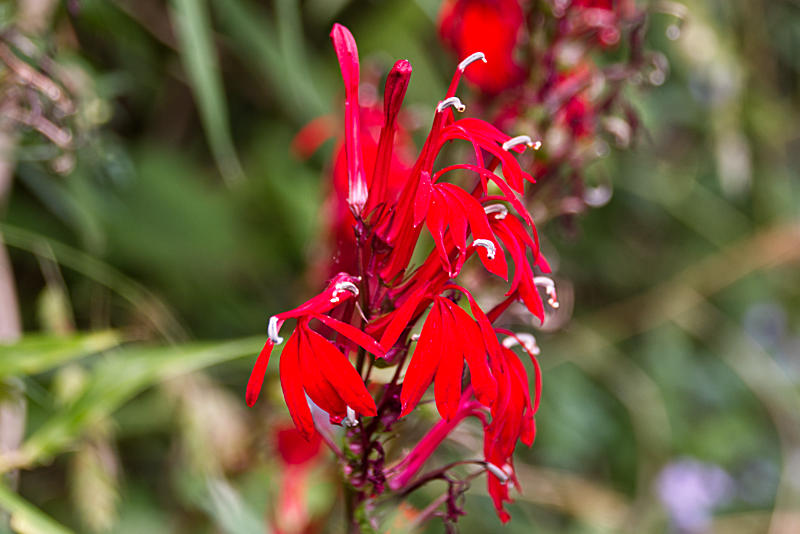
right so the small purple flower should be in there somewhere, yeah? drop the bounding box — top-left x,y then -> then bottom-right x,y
656,458 -> 734,533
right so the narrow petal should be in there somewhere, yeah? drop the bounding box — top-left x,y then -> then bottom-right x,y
400,303 -> 443,416
311,313 -> 386,357
425,188 -> 453,274
245,339 -> 274,407
449,304 -> 497,406
377,287 -> 430,351
367,59 -> 412,214
330,23 -> 368,215
434,301 -> 465,420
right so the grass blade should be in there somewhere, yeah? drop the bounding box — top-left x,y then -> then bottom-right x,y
170,0 -> 244,184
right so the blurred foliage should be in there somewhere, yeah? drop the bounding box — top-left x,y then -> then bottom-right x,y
0,0 -> 798,533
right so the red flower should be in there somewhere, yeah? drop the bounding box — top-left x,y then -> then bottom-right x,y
483,331 -> 542,522
439,0 -> 526,93
399,292 -> 497,420
249,25 -> 558,527
246,273 -> 385,439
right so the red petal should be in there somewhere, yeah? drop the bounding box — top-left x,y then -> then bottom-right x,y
245,339 -> 274,407
425,189 -> 453,274
311,313 -> 386,357
377,287 -> 430,351
400,302 -> 443,416
434,302 -> 465,420
298,328 -> 347,417
330,23 -> 368,214
305,327 -> 376,416
279,330 -> 316,440
413,170 -> 433,227
449,303 -> 497,406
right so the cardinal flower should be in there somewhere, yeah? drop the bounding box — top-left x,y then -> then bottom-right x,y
246,273 -> 385,438
248,22 -> 559,528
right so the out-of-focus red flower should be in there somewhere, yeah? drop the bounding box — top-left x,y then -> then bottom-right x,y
566,0 -> 640,46
276,424 -> 323,466
273,425 -> 325,534
439,0 -> 526,93
552,66 -> 597,139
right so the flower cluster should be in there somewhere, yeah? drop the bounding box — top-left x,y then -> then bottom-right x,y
439,0 -> 657,212
247,23 -> 558,528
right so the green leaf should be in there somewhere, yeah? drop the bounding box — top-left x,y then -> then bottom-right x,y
170,0 -> 244,184
214,0 -> 325,123
0,482 -> 75,534
0,332 -> 119,378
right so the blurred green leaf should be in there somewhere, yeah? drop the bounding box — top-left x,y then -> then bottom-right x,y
15,337 -> 261,468
0,332 -> 119,378
0,223 -> 186,341
204,478 -> 267,534
170,0 -> 244,183
214,0 -> 326,123
0,482 -> 75,534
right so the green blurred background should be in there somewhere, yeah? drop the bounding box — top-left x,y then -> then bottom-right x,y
0,0 -> 798,533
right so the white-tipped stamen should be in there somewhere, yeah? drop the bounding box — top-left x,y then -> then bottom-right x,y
268,316 -> 284,344
532,140 -> 543,150
330,280 -> 360,303
411,333 -> 421,342
472,239 -> 496,260
502,135 -> 537,151
458,52 -> 487,72
485,462 -> 509,483
483,204 -> 508,220
503,333 -> 541,356
437,96 -> 466,113
534,276 -> 560,309
343,406 -> 358,428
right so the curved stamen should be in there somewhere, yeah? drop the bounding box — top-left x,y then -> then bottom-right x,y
502,135 -> 541,152
330,280 -> 360,303
458,52 -> 487,72
483,204 -> 508,220
472,239 -> 496,260
437,96 -> 466,113
268,316 -> 284,344
485,462 -> 509,483
534,276 -> 560,309
502,333 -> 541,356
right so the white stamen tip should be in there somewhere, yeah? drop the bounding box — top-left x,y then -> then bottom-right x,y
458,52 -> 487,72
502,135 -> 538,151
437,96 -> 466,113
410,333 -> 421,342
472,239 -> 496,260
484,204 -> 508,220
503,333 -> 541,356
486,462 -> 509,483
330,280 -> 359,303
534,276 -> 560,309
268,316 -> 284,344
343,406 -> 359,428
